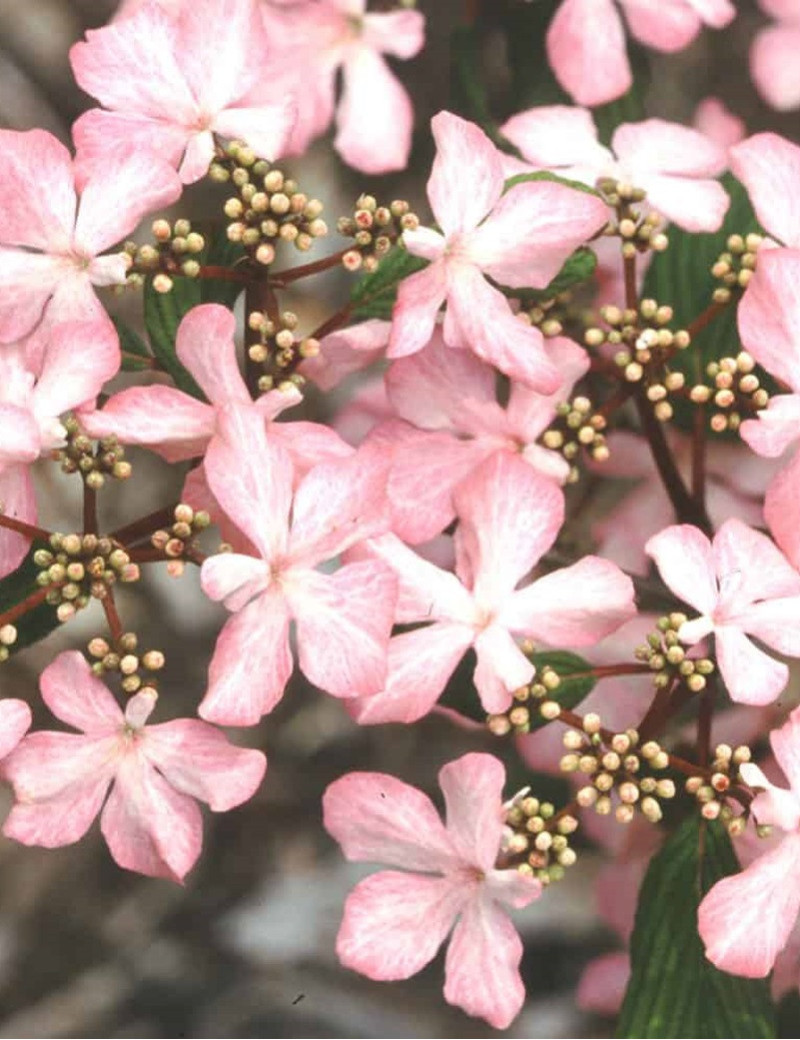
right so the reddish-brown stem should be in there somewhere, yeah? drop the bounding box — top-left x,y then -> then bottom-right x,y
0,514 -> 51,542
127,545 -> 205,566
623,253 -> 638,311
585,662 -> 652,680
638,678 -> 679,742
110,505 -> 177,546
687,299 -> 728,340
311,302 -> 354,342
0,586 -> 50,628
196,265 -> 251,283
121,351 -> 157,370
102,593 -> 124,644
270,249 -> 350,287
83,484 -> 98,537
691,402 -> 707,508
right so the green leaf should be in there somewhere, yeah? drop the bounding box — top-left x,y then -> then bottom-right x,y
350,247 -> 428,321
506,246 -> 597,306
640,174 -> 765,432
617,815 -> 776,1038
0,546 -> 59,657
503,169 -> 600,198
113,317 -> 153,372
144,275 -> 205,400
198,232 -> 246,309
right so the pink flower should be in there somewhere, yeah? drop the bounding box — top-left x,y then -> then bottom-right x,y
300,318 -> 390,391
646,519 -> 800,705
262,0 -> 425,173
198,403 -> 397,724
693,96 -> 746,151
0,320 -> 120,577
750,1 -> 800,111
375,330 -> 589,544
501,107 -> 730,232
389,111 -> 607,392
70,0 -> 295,184
730,132 -> 800,248
350,452 -> 636,724
2,651 -> 266,882
699,706 -> 800,977
0,129 -> 181,342
323,752 -> 540,1029
546,0 -> 735,106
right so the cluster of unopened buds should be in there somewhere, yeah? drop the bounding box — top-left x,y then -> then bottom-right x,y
87,631 -> 165,695
33,534 -> 139,622
246,309 -> 318,391
542,394 -> 609,476
563,721 -> 677,824
150,504 -> 210,577
688,352 -> 770,433
711,232 -> 764,303
635,614 -> 716,692
502,792 -> 579,885
213,141 -> 327,264
125,218 -> 206,292
486,664 -> 564,736
596,179 -> 669,255
54,419 -> 131,488
338,195 -> 418,272
519,290 -> 570,338
685,743 -> 754,832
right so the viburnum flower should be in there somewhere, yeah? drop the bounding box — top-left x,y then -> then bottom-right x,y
349,452 -> 636,724
374,329 -> 589,544
389,111 -> 608,392
546,0 -> 735,106
699,707 -> 800,977
0,320 -> 120,577
501,107 -> 730,233
0,129 -> 181,342
646,519 -> 800,705
323,753 -> 540,1029
262,0 -> 425,173
70,0 -> 295,185
2,651 -> 266,882
750,0 -> 800,111
198,403 -> 397,725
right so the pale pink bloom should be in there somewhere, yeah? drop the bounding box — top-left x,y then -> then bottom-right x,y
389,111 -> 607,392
730,132 -> 800,247
750,1 -> 800,111
261,0 -> 424,173
0,321 -> 120,578
374,330 -> 588,544
198,403 -> 396,725
693,96 -> 746,151
501,107 -> 729,233
593,431 -> 778,574
300,318 -> 390,391
0,129 -> 180,343
546,0 -> 735,106
2,651 -> 266,881
699,706 -> 800,977
70,0 -> 295,184
0,700 -> 31,759
646,519 -> 800,705
323,753 -> 540,1029
349,452 -> 636,724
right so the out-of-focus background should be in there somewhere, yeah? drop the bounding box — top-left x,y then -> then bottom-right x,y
0,1 -> 798,1036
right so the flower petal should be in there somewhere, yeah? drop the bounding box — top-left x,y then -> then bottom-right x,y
175,304 -> 249,405
731,133 -> 800,246
645,524 -> 718,615
427,111 -> 504,236
40,650 -> 124,734
715,625 -> 788,705
546,0 -> 631,107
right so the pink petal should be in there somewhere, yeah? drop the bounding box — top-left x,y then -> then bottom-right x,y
473,624 -> 535,713
72,110 -> 189,188
426,111 -> 504,236
288,442 -> 389,566
0,248 -> 71,343
740,396 -> 800,458
443,265 -> 562,392
0,700 -> 31,760
715,625 -> 789,705
254,385 -> 304,423
0,403 -> 39,466
289,561 -> 396,698
751,25 -> 800,111
0,465 -> 35,579
270,419 -> 353,480
337,870 -> 465,979
546,0 -> 631,107
302,319 -> 390,391
645,524 -> 718,615
143,719 -> 266,810
33,319 -> 120,421
80,386 -> 215,463
483,867 -> 542,909
454,452 -> 565,608
731,133 -> 800,246
40,650 -> 124,734
200,552 -> 271,612
205,403 -> 293,562
507,335 -> 590,443
3,732 -> 118,846
636,174 -> 730,232
738,597 -> 800,658
740,761 -> 800,832
694,96 -> 745,149
212,100 -> 295,164
200,591 -> 293,725
765,450 -> 800,569
613,118 -> 729,176
100,752 -> 202,881
323,771 -> 457,872
713,517 -> 800,608
178,130 -> 216,183
361,9 -> 425,58
443,896 -> 527,1030
699,832 -> 800,977
335,48 -> 413,173
439,752 -> 506,872
502,556 -> 636,645
500,105 -> 611,172
348,622 -> 476,725
387,261 -> 447,360
618,0 -> 701,51
175,304 -> 249,405
577,951 -> 630,1017
0,129 -> 76,251
738,248 -> 800,391
467,179 -> 607,289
